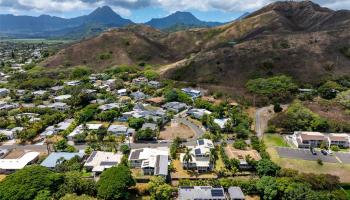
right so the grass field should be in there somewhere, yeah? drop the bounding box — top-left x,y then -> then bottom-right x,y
264,134 -> 289,147
267,147 -> 350,183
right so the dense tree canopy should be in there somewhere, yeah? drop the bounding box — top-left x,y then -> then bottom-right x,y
0,165 -> 63,200
97,165 -> 135,200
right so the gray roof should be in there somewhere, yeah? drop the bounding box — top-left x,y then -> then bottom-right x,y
228,187 -> 245,200
107,125 -> 128,133
155,154 -> 168,176
178,186 -> 226,200
141,123 -> 158,131
40,152 -> 84,168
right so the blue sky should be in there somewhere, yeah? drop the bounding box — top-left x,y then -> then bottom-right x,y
0,0 -> 349,23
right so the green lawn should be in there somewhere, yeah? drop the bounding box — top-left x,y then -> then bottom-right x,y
264,134 -> 289,147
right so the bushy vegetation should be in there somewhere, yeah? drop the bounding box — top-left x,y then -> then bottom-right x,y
246,75 -> 297,102
270,100 -> 329,132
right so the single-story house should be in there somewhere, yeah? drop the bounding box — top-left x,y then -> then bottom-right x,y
148,81 -> 161,88
129,147 -> 169,176
141,123 -> 158,132
32,90 -> 47,96
107,125 -> 134,136
181,88 -> 202,99
132,77 -> 148,85
84,151 -> 123,177
0,88 -> 9,97
41,152 -> 84,169
65,80 -> 81,86
0,151 -> 40,174
178,186 -> 226,200
54,95 -> 72,102
187,108 -> 212,119
214,118 -> 229,129
98,103 -> 120,111
131,91 -> 146,101
68,124 -> 103,141
117,89 -> 127,96
162,102 -> 187,113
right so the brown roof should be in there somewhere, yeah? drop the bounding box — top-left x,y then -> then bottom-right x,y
299,132 -> 326,141
329,133 -> 350,142
145,97 -> 164,104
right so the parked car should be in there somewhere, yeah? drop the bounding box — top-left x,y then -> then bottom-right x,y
321,149 -> 328,155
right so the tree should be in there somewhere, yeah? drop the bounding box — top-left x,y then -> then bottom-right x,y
119,144 -> 131,154
135,128 -> 156,141
97,165 -> 135,200
55,156 -> 83,173
128,117 -> 145,130
256,159 -> 280,176
182,147 -> 194,169
273,103 -> 283,113
54,172 -> 96,199
60,194 -> 97,200
0,165 -> 63,200
233,139 -> 248,150
209,148 -> 218,166
246,75 -> 297,101
318,81 -> 343,99
148,176 -> 173,200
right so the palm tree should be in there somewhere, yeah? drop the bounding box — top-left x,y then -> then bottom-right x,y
209,148 -> 218,167
183,147 -> 194,170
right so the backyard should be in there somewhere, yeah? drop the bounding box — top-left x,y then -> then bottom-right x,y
263,134 -> 289,147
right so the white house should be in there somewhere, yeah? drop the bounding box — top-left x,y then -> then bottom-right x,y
181,88 -> 202,99
180,139 -> 214,172
148,81 -> 161,88
98,103 -> 120,111
68,124 -> 103,141
84,151 -> 123,177
65,80 -> 81,86
129,147 -> 169,176
214,118 -> 229,129
117,89 -> 127,96
107,125 -> 134,136
178,186 -> 226,200
54,95 -> 72,102
0,151 -> 40,174
187,109 -> 212,119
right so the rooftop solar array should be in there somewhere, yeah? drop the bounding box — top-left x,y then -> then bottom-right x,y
198,139 -> 204,145
130,149 -> 143,160
86,151 -> 97,163
211,189 -> 224,197
194,148 -> 201,155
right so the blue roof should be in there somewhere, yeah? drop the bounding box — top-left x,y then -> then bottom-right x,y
41,152 -> 84,168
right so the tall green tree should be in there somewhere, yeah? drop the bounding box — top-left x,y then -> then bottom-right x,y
97,165 -> 135,200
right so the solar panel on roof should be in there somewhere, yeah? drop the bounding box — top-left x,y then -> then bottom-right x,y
198,139 -> 204,145
100,161 -> 118,166
211,189 -> 224,197
86,151 -> 97,163
194,148 -> 201,155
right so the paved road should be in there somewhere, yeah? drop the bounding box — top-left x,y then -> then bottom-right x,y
0,116 -> 205,151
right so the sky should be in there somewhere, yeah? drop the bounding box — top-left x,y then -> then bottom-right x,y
0,0 -> 350,23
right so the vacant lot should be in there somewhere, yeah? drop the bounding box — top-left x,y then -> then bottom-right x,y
159,123 -> 195,140
264,134 -> 289,147
268,147 -> 350,183
225,146 -> 261,161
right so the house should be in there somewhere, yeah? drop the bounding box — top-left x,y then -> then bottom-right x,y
98,103 -> 121,111
16,89 -> 26,96
178,186 -> 226,200
162,102 -> 187,113
84,151 -> 123,177
0,149 -> 9,159
132,77 -> 148,85
68,124 -> 103,141
131,91 -> 146,101
117,89 -> 127,96
41,152 -> 84,169
148,81 -> 161,88
0,129 -> 15,140
51,86 -> 64,93
0,151 -> 40,174
180,139 -> 214,172
187,108 -> 212,119
181,88 -> 202,99
292,131 -> 327,148
141,123 -> 158,132
54,95 -> 72,102
214,118 -> 229,129
129,147 -> 169,176
65,80 -> 80,86
108,125 -> 134,136
32,90 -> 47,96
47,102 -> 69,111
328,133 -> 350,148
40,119 -> 73,138
0,88 -> 9,97
227,187 -> 245,200
0,101 -> 18,110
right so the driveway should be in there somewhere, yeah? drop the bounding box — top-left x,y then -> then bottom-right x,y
276,147 -> 340,163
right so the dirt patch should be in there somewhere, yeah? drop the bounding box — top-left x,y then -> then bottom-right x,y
225,146 -> 262,161
4,149 -> 25,159
159,123 -> 195,140
304,100 -> 350,122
